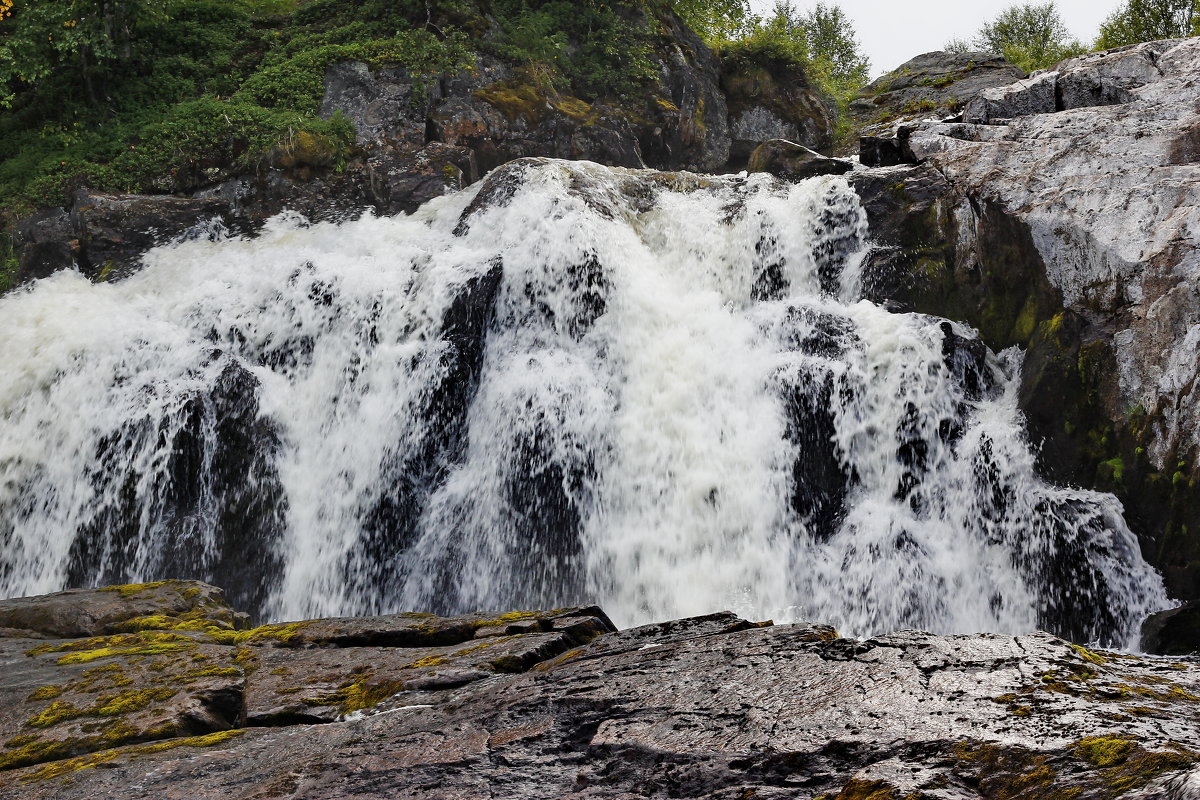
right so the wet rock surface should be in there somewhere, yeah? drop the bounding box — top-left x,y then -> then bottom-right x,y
3,583 -> 1200,798
0,581 -> 614,783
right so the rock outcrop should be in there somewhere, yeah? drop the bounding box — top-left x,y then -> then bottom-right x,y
851,38 -> 1200,604
3,582 -> 1200,798
847,50 -> 1026,160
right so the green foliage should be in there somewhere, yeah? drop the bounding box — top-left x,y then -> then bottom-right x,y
0,0 -> 176,107
1096,0 -> 1199,49
720,2 -> 868,99
0,0 -> 474,215
717,1 -> 867,150
487,1 -> 658,98
0,230 -> 17,293
969,2 -> 1088,72
778,1 -> 870,96
669,0 -> 754,42
717,11 -> 809,70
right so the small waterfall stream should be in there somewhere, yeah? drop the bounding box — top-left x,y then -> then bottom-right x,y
0,159 -> 1169,645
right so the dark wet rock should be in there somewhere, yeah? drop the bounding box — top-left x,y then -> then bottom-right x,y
1142,603 -> 1200,656
748,139 -> 853,182
244,632 -> 577,725
4,584 -> 1200,798
0,581 -> 247,640
13,209 -> 76,283
265,606 -> 613,650
320,62 -> 428,148
68,191 -> 235,280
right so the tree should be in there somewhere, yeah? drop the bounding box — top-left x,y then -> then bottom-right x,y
971,1 -> 1087,72
761,1 -> 869,95
0,0 -> 174,107
1096,0 -> 1199,49
671,0 -> 754,42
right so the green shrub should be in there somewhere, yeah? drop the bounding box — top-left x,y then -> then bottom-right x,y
1096,0 -> 1198,49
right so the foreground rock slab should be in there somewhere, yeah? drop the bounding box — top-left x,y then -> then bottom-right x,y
2,583 -> 1200,798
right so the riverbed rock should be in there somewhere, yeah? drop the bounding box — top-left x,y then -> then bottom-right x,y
853,37 -> 1200,605
3,583 -> 1200,799
0,583 -> 617,780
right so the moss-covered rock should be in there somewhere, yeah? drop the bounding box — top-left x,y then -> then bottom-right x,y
0,582 -> 617,778
0,581 -> 247,640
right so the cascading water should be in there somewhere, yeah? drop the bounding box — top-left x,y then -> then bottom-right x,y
0,158 -> 1169,646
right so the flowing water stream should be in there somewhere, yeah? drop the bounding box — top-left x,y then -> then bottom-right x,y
0,159 -> 1170,646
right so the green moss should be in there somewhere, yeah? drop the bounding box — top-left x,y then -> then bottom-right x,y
26,701 -> 86,729
298,672 -> 405,715
92,688 -> 177,716
1070,644 -> 1109,666
533,647 -> 585,672
952,742 -> 1079,800
183,665 -> 241,679
56,642 -> 194,665
474,80 -> 550,123
0,737 -> 78,772
1075,736 -> 1135,768
18,729 -> 245,783
1074,736 -> 1198,794
404,654 -> 448,669
828,780 -> 898,800
99,581 -> 172,598
27,686 -> 64,701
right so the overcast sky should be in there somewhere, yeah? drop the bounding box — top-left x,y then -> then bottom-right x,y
749,0 -> 1125,75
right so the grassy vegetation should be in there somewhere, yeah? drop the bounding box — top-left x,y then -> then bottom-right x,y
0,0 -> 480,216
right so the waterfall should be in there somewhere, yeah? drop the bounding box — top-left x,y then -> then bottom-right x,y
0,158 -> 1169,646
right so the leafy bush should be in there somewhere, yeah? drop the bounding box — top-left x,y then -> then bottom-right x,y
669,0 -> 754,42
487,1 -> 658,98
967,2 -> 1088,73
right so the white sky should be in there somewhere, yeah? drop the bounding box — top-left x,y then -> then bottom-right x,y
749,0 -> 1126,75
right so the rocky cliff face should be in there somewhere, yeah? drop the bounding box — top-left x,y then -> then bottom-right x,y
851,39 -> 1200,604
2,581 -> 1200,799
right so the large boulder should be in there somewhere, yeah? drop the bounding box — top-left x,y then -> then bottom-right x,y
4,583 -> 1200,798
0,581 -> 246,639
853,38 -> 1200,603
748,139 -> 853,181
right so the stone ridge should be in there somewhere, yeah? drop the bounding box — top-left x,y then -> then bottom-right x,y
3,582 -> 1200,798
